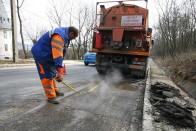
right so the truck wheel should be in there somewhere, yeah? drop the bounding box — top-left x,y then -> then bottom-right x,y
85,63 -> 89,66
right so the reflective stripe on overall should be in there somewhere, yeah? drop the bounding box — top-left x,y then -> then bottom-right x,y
35,62 -> 59,98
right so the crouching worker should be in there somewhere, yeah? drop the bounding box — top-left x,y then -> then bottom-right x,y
31,26 -> 78,104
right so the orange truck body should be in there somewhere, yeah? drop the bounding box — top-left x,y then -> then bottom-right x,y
92,0 -> 153,77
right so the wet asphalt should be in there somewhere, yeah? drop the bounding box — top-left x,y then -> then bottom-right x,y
0,62 -> 145,131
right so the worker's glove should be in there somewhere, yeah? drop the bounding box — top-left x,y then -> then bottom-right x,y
56,68 -> 64,82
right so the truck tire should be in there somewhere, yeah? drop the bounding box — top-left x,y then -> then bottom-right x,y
85,63 -> 89,66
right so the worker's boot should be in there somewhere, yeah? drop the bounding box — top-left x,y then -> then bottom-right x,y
56,91 -> 64,96
48,97 -> 59,104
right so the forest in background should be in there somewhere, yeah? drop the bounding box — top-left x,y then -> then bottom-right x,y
152,0 -> 196,81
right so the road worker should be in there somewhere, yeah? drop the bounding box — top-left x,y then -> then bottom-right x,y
31,26 -> 78,104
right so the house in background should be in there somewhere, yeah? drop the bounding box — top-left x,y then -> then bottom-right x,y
0,0 -> 12,60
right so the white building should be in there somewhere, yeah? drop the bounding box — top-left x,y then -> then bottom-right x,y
0,0 -> 12,60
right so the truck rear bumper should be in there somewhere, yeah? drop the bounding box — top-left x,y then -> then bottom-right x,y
129,65 -> 145,70
96,62 -> 145,71
95,62 -> 147,77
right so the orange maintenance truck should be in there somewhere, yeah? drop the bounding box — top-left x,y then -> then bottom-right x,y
92,0 -> 153,78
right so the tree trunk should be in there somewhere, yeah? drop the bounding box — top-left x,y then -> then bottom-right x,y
16,0 -> 27,59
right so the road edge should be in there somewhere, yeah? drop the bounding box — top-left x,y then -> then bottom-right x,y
142,59 -> 153,131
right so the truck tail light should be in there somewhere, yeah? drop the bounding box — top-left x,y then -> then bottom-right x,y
96,33 -> 102,49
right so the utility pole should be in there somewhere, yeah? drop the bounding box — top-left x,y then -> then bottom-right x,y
10,0 -> 19,62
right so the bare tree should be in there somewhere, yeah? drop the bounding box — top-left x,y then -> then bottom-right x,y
46,0 -> 78,60
74,5 -> 95,60
46,0 -> 96,60
46,0 -> 68,27
16,0 -> 28,59
24,23 -> 47,44
153,0 -> 196,59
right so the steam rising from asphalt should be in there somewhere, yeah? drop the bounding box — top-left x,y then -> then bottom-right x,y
106,68 -> 124,85
76,68 -> 124,110
97,68 -> 124,99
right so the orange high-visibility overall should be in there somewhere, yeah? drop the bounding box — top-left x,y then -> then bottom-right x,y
31,27 -> 69,98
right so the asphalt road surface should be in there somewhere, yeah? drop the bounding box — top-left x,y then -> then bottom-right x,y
0,61 -> 145,131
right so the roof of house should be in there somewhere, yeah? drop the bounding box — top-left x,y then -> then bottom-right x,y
0,0 -> 11,30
